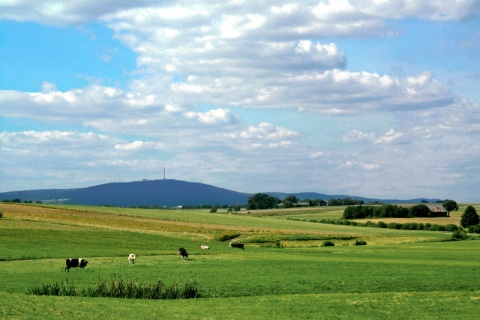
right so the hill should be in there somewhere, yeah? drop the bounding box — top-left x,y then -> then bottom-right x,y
0,179 -> 441,207
265,192 -> 441,204
0,179 -> 250,207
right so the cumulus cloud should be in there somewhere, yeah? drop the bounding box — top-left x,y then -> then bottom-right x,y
1,1 -> 480,201
2,0 -> 475,27
184,108 -> 239,125
343,128 -> 407,144
114,140 -> 163,151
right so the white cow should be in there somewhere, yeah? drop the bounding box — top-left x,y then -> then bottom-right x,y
128,253 -> 136,266
200,245 -> 210,250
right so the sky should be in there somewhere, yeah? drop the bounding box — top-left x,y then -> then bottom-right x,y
1,0 -> 479,202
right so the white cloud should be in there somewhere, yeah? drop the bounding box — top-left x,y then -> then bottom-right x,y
374,129 -> 406,144
1,1 -> 480,201
184,108 -> 239,125
343,128 -> 407,144
342,130 -> 376,143
2,0 -> 476,28
114,140 -> 162,151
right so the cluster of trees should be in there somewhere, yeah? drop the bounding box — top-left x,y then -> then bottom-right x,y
314,218 -> 460,232
342,204 -> 448,219
246,193 -> 328,210
247,193 -> 280,210
328,198 -> 364,206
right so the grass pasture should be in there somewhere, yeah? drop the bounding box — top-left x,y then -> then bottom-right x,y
1,203 -> 479,319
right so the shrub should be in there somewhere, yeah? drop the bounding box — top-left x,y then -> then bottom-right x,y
321,240 -> 335,247
354,240 -> 367,246
468,224 -> 480,234
387,222 -> 402,230
377,221 -> 387,228
445,224 -> 458,232
0,212 -> 3,219
216,233 -> 241,242
451,230 -> 468,241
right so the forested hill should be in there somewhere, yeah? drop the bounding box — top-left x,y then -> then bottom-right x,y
0,180 -> 250,207
0,179 -> 441,207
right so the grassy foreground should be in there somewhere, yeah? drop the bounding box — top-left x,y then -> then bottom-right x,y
0,203 -> 479,319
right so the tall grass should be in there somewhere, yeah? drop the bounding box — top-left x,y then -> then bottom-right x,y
27,276 -> 201,299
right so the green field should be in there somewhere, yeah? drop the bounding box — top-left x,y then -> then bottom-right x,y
1,203 -> 479,319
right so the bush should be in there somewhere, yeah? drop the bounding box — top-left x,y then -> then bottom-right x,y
451,230 -> 468,241
0,212 -> 3,219
387,222 -> 402,230
321,240 -> 335,247
216,233 -> 241,242
468,224 -> 480,234
377,221 -> 387,228
354,240 -> 367,246
365,220 -> 376,227
445,224 -> 458,232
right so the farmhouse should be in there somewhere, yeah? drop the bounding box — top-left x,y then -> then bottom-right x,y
426,205 -> 448,217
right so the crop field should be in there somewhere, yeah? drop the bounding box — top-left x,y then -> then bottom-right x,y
1,203 -> 479,319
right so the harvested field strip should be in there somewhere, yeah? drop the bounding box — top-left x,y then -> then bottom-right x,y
0,203 -> 454,245
0,204 -> 343,238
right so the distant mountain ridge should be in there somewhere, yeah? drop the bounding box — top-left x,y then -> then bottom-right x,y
0,180 -> 250,207
265,192 -> 441,205
0,179 -> 441,207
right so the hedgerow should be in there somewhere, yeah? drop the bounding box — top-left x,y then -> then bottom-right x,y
343,204 -> 447,219
294,217 -> 459,234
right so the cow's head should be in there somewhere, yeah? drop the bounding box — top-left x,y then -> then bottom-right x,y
80,260 -> 88,268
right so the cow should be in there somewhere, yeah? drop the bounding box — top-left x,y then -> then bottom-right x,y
200,245 -> 210,250
229,242 -> 245,250
179,247 -> 189,259
128,253 -> 136,266
65,258 -> 88,272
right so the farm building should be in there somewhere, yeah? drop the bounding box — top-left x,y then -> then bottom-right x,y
426,205 -> 448,217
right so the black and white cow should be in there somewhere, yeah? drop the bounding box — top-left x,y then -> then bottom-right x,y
65,258 -> 88,272
128,253 -> 136,266
179,247 -> 189,259
229,242 -> 245,250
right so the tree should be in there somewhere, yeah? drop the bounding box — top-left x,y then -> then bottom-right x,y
460,206 -> 479,228
409,204 -> 431,217
283,195 -> 298,208
246,193 -> 280,210
442,199 -> 459,217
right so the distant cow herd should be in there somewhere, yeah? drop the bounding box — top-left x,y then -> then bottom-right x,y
64,243 -> 245,271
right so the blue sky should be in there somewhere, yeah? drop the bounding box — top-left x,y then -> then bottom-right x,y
1,1 -> 479,202
0,22 -> 136,92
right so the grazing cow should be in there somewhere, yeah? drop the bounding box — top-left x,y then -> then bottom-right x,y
200,245 -> 210,250
229,242 -> 245,250
128,253 -> 136,266
179,247 -> 189,259
65,258 -> 88,272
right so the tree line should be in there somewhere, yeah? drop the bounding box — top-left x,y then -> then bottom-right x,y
342,204 -> 447,219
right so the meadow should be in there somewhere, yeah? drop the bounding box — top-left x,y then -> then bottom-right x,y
0,203 -> 479,319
